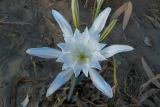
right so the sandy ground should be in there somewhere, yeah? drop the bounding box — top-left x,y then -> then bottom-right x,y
0,0 -> 160,107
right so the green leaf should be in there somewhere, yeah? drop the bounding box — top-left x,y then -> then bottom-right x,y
100,19 -> 117,41
72,0 -> 79,28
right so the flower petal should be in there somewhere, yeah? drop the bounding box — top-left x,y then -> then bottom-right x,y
73,65 -> 81,77
100,45 -> 134,58
82,64 -> 89,77
56,53 -> 73,64
90,60 -> 102,70
73,27 -> 89,44
46,69 -> 73,97
73,60 -> 90,77
81,27 -> 90,43
26,47 -> 61,59
62,63 -> 70,70
52,10 -> 73,39
57,43 -> 70,52
89,69 -> 113,98
93,51 -> 106,61
96,43 -> 106,51
89,7 -> 111,35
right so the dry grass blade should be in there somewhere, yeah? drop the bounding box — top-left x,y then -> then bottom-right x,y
53,97 -> 66,107
138,88 -> 160,104
76,98 -> 88,107
111,1 -> 132,30
141,57 -> 160,88
123,1 -> 132,30
140,74 -> 160,90
111,2 -> 128,19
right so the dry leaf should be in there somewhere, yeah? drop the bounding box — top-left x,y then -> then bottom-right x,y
141,57 -> 160,88
111,1 -> 132,30
140,74 -> 160,91
144,99 -> 157,107
138,88 -> 160,104
112,2 -> 128,19
123,1 -> 132,30
76,98 -> 88,107
20,94 -> 30,107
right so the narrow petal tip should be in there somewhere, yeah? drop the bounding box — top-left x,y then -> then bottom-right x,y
52,10 -> 60,18
26,49 -> 31,54
46,90 -> 52,97
105,7 -> 111,12
51,9 -> 73,41
128,46 -> 134,51
89,69 -> 113,98
25,47 -> 61,59
101,45 -> 134,59
89,7 -> 111,35
45,69 -> 73,97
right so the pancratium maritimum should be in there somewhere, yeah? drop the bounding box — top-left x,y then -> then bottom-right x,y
26,7 -> 133,98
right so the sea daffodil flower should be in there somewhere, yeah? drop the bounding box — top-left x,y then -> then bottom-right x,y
26,7 -> 133,98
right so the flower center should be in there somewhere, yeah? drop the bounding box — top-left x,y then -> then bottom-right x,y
78,53 -> 87,61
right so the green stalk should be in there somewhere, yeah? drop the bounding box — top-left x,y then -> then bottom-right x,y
72,0 -> 79,28
100,19 -> 117,41
67,75 -> 78,102
93,0 -> 104,20
113,57 -> 118,94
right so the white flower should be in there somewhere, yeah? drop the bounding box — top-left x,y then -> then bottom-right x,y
26,7 -> 134,98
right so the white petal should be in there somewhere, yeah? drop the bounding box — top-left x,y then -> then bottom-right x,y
90,34 -> 100,41
20,94 -> 29,107
89,7 -> 111,35
89,69 -> 113,98
90,60 -> 102,70
73,64 -> 82,77
57,43 -> 70,52
73,68 -> 81,77
96,43 -> 106,51
100,45 -> 134,58
81,27 -> 90,43
73,28 -> 80,38
57,53 -> 73,64
52,10 -> 73,39
73,28 -> 89,44
72,60 -> 90,77
82,64 -> 89,77
46,69 -> 73,97
62,63 -> 70,70
93,51 -> 106,61
26,47 -> 61,59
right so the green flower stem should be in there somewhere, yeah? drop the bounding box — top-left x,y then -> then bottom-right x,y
100,19 -> 118,42
72,0 -> 79,28
93,0 -> 103,20
113,57 -> 118,94
67,75 -> 78,102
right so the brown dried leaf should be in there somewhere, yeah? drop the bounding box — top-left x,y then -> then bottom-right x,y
144,99 -> 157,107
112,2 -> 128,19
123,1 -> 132,30
52,97 -> 66,107
141,57 -> 160,88
153,96 -> 160,105
140,74 -> 160,91
76,98 -> 88,107
115,98 -> 127,107
138,88 -> 160,104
